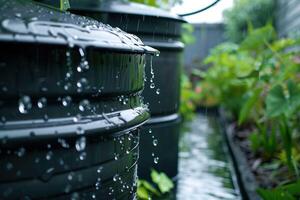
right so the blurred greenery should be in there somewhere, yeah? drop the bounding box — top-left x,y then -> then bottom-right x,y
224,0 -> 275,42
196,23 -> 300,196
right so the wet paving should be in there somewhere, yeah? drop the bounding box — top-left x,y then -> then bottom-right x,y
176,113 -> 241,200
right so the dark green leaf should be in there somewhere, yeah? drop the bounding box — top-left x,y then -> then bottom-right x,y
239,88 -> 262,125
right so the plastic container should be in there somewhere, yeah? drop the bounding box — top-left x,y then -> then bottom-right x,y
0,0 -> 157,199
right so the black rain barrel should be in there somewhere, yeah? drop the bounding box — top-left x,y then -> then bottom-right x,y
70,0 -> 185,181
0,0 -> 157,199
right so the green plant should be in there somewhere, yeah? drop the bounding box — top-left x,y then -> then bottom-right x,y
258,180 -> 300,200
200,24 -> 300,179
224,0 -> 275,42
179,74 -> 201,121
137,169 -> 174,200
249,122 -> 277,159
181,23 -> 196,45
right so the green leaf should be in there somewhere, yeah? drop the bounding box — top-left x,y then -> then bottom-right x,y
238,88 -> 262,125
60,0 -> 70,11
266,84 -> 286,117
279,117 -> 293,170
281,180 -> 300,196
287,80 -> 300,114
137,186 -> 151,200
151,169 -> 174,194
240,24 -> 276,51
139,180 -> 160,196
257,188 -> 295,200
266,81 -> 300,118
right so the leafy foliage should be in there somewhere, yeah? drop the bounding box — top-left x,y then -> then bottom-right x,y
179,74 -> 201,121
224,0 -> 275,42
137,169 -> 174,200
258,180 -> 300,200
199,24 -> 300,195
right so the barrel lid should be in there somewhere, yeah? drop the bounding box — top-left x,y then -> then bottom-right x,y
0,0 -> 158,54
70,0 -> 186,23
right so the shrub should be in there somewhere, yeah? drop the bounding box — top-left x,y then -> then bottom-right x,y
224,0 -> 275,42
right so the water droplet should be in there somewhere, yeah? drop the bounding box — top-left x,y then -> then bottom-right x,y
156,88 -> 160,95
73,114 -> 82,123
95,180 -> 101,190
91,194 -> 96,199
58,138 -> 69,148
150,83 -> 155,89
62,96 -> 72,107
75,137 -> 86,152
148,129 -> 152,134
79,99 -> 90,112
46,151 -> 53,160
16,147 -> 26,157
79,152 -> 86,160
68,172 -> 74,181
77,60 -> 89,72
76,126 -> 85,135
154,157 -> 159,164
18,96 -> 32,114
76,78 -> 88,89
113,174 -> 119,182
114,153 -> 119,160
37,97 -> 47,108
153,139 -> 158,146
97,167 -> 103,174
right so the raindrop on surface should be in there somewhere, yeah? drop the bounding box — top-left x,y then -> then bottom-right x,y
18,96 -> 32,114
150,83 -> 155,89
77,60 -> 89,72
46,151 -> 53,160
153,139 -> 158,146
92,194 -> 96,199
114,153 -> 119,160
73,114 -> 82,123
58,138 -> 69,148
154,157 -> 159,164
97,166 -> 103,174
76,78 -> 88,89
76,126 -> 85,135
62,96 -> 72,107
16,147 -> 26,157
156,88 -> 160,95
75,136 -> 86,152
95,179 -> 101,190
148,129 -> 152,134
67,172 -> 74,181
79,152 -> 86,160
113,174 -> 119,182
37,97 -> 47,108
79,99 -> 90,112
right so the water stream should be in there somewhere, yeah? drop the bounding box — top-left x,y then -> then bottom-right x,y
176,113 -> 241,200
